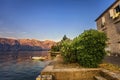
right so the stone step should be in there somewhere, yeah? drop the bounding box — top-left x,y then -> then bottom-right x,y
94,76 -> 107,80
36,75 -> 53,80
100,69 -> 120,80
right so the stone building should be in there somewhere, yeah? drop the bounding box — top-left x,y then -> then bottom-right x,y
95,0 -> 120,56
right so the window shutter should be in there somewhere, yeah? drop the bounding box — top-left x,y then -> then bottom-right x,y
102,17 -> 105,24
109,9 -> 114,17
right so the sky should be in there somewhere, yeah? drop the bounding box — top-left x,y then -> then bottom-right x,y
0,0 -> 115,41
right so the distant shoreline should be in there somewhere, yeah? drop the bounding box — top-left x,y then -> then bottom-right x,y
0,38 -> 56,51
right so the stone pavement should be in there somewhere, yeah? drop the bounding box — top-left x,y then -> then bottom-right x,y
104,56 -> 120,66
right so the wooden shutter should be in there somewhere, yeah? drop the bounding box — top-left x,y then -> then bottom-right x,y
109,9 -> 114,17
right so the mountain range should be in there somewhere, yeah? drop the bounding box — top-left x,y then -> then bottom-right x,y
0,38 -> 56,51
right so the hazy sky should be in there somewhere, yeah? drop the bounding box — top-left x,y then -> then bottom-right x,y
0,0 -> 115,41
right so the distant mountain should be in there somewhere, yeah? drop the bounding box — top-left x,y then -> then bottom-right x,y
0,38 -> 56,51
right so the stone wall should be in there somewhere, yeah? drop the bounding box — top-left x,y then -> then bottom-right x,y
96,0 -> 120,56
40,65 -> 100,80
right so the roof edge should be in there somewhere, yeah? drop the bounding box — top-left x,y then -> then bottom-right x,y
95,0 -> 119,21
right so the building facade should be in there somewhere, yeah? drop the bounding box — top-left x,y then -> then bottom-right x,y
95,0 -> 120,56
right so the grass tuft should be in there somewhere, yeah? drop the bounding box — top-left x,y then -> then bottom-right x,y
99,62 -> 120,73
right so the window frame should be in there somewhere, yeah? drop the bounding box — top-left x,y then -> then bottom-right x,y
115,5 -> 120,13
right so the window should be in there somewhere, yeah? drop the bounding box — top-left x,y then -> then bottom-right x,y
110,5 -> 120,19
115,5 -> 120,13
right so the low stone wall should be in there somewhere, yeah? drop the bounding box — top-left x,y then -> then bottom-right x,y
40,65 -> 100,80
38,66 -> 120,80
36,55 -> 120,80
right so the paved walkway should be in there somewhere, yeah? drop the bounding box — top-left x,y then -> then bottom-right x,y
104,56 -> 120,66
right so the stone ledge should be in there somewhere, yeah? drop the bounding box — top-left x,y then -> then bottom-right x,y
40,65 -> 101,80
42,65 -> 101,72
100,69 -> 120,80
94,76 -> 107,80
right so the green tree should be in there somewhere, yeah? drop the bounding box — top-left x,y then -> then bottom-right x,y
62,35 -> 68,41
51,35 -> 70,52
60,39 -> 77,63
73,29 -> 108,68
61,29 -> 107,68
51,44 -> 60,52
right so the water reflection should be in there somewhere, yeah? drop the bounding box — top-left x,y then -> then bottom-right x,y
0,51 -> 50,80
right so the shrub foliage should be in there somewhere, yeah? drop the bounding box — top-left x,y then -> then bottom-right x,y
52,29 -> 107,68
61,39 -> 77,63
51,35 -> 69,52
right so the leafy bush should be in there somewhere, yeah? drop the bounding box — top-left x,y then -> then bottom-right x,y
61,39 -> 77,63
57,29 -> 107,68
51,35 -> 69,52
51,43 -> 61,52
73,29 -> 107,68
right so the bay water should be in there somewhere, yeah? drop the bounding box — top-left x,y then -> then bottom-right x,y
0,51 -> 50,80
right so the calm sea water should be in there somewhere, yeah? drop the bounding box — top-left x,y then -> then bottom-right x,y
0,51 -> 50,80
